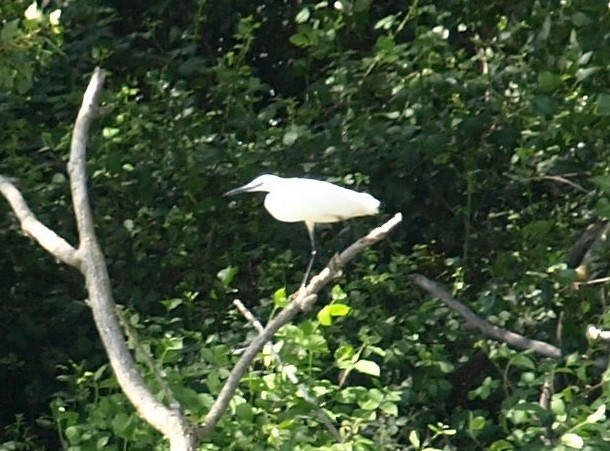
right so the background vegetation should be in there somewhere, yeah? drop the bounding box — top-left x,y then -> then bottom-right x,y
2,0 -> 610,449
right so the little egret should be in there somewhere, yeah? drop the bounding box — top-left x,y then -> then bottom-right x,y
224,174 -> 380,285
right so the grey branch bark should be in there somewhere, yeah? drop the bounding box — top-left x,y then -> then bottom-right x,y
68,68 -> 194,450
409,274 -> 562,359
0,177 -> 80,267
0,68 -> 194,450
198,212 -> 403,437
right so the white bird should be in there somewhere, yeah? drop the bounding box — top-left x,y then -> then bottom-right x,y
224,174 -> 380,285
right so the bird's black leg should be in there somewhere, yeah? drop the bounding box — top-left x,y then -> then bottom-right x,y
302,224 -> 317,287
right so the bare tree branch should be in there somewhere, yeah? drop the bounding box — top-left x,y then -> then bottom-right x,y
198,212 -> 403,437
233,299 -> 343,443
0,68 -> 195,450
65,68 -> 194,450
538,375 -> 554,445
541,174 -> 588,193
574,275 -> 610,286
409,274 -> 562,359
0,176 -> 80,268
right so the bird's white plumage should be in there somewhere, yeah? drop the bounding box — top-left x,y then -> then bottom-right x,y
224,174 -> 380,285
225,173 -> 379,227
260,176 -> 379,224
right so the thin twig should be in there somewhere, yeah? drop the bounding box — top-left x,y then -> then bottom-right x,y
541,175 -> 588,193
198,213 -> 403,437
539,375 -> 554,445
409,274 -> 562,359
510,173 -> 589,193
115,306 -> 180,409
233,299 -> 343,443
574,275 -> 610,286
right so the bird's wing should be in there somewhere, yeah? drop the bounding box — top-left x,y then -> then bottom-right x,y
264,179 -> 378,224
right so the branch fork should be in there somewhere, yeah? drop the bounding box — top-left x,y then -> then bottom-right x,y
0,69 -> 402,448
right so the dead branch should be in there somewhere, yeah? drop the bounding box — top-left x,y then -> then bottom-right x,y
68,68 -> 194,450
0,68 -> 195,450
409,274 -> 562,359
198,213 -> 403,437
0,176 -> 80,267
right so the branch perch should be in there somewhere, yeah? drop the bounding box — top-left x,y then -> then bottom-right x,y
198,212 -> 403,437
409,274 -> 562,359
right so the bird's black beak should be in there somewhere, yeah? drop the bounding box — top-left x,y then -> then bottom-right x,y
223,187 -> 241,197
223,186 -> 248,197
223,181 -> 262,197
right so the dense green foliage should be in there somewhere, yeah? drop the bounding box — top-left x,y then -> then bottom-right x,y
3,0 -> 610,449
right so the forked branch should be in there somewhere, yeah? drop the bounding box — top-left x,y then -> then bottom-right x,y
0,66 -> 403,448
198,212 -> 403,437
0,68 -> 195,451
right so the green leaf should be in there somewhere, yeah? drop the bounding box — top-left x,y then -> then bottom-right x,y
295,7 -> 310,23
330,284 -> 347,301
102,127 -> 120,138
217,266 -> 238,286
551,398 -> 566,415
591,175 -> 610,194
64,426 -> 80,444
328,303 -> 350,317
560,432 -> 584,449
576,66 -> 599,82
488,439 -> 514,451
93,365 -> 107,381
586,404 -> 606,423
235,401 -> 253,420
282,130 -> 300,145
374,14 -> 396,30
470,415 -> 486,430
273,287 -> 287,307
161,298 -> 183,312
317,305 -> 333,326
380,401 -> 398,416
509,354 -> 535,370
358,388 -> 383,410
595,197 -> 610,219
408,430 -> 420,448
97,436 -> 110,449
112,413 -> 131,436
596,93 -> 610,116
1,20 -> 20,41
162,336 -> 184,351
354,359 -> 380,377
289,32 -> 310,47
334,343 -> 355,365
538,72 -> 562,92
